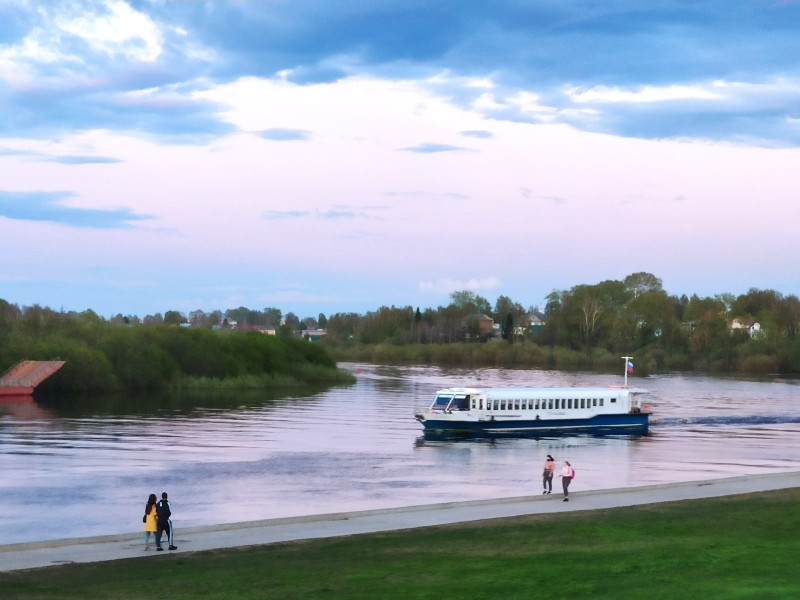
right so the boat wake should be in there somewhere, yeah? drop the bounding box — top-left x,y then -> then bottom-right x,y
652,415 -> 800,427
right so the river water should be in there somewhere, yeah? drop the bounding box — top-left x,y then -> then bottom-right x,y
1,363 -> 798,544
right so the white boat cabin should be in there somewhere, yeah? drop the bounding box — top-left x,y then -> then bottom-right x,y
427,386 -> 647,418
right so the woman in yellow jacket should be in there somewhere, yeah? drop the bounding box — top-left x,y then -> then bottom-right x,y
143,493 -> 158,550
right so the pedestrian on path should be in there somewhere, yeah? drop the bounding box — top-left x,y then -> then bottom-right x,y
155,492 -> 178,551
143,493 -> 158,550
558,461 -> 574,501
542,454 -> 555,494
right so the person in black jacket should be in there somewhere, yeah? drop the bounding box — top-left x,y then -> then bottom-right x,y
155,492 -> 178,551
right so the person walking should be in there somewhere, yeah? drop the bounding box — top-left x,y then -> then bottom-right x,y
558,460 -> 574,502
542,455 -> 555,494
143,493 -> 158,550
155,492 -> 178,551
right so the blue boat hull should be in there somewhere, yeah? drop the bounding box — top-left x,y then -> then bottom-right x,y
418,413 -> 649,436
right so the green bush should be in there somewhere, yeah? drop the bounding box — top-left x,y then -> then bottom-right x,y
0,318 -> 351,393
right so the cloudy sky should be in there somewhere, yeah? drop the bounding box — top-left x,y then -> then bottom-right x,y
2,1 -> 799,319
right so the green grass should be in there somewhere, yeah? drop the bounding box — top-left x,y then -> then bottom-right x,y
2,489 -> 798,599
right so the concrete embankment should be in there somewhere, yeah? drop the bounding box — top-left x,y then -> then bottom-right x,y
2,471 -> 798,573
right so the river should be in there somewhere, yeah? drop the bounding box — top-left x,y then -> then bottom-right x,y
1,363 -> 798,544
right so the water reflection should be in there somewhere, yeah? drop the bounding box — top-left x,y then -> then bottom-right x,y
0,395 -> 59,420
32,384 -> 340,418
1,363 -> 798,544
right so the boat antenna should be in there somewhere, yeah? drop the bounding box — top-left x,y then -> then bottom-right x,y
621,356 -> 633,387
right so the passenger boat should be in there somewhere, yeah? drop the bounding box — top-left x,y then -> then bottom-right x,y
414,357 -> 649,435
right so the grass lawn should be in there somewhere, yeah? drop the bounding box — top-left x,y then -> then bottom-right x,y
1,488 -> 798,599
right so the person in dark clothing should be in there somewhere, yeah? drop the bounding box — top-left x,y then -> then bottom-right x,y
155,492 -> 178,551
542,454 -> 555,494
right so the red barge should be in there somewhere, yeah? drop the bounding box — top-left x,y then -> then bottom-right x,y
0,360 -> 65,396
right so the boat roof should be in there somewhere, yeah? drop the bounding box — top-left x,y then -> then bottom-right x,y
436,386 -> 648,396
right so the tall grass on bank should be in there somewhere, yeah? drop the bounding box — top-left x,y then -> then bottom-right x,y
181,364 -> 356,391
2,488 -> 797,599
325,337 -> 800,376
326,341 -> 624,372
0,325 -> 354,393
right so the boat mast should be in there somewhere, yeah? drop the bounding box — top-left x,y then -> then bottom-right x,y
621,356 -> 633,387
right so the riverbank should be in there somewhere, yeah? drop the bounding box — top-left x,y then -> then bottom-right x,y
2,470 -> 798,574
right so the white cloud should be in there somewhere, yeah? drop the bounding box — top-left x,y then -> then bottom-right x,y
418,278 -> 502,295
472,92 -> 506,111
507,91 -> 558,120
567,83 -> 722,104
55,0 -> 164,62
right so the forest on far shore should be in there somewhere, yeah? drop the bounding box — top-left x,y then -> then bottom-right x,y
318,273 -> 800,374
2,271 -> 800,380
0,302 -> 353,393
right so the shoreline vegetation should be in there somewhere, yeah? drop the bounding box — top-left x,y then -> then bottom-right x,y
0,311 -> 354,394
3,268 -> 800,394
1,488 -> 797,598
322,341 -> 799,378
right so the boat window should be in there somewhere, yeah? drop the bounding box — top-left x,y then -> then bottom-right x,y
535,399 -> 540,410
611,397 -> 617,403
548,399 -> 554,409
599,398 -> 604,407
433,395 -> 452,410
449,395 -> 469,411
581,399 -> 586,409
500,399 -> 506,410
514,399 -> 520,410
592,398 -> 597,407
566,399 -> 571,409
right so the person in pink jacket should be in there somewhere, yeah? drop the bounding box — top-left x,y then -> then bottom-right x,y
558,461 -> 574,502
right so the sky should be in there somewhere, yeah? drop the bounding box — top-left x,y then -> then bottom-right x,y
2,1 -> 800,320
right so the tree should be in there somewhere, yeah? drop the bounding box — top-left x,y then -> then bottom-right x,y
360,306 -> 415,344
224,307 -> 253,327
262,307 -> 282,328
143,313 -> 164,326
777,295 -> 800,341
449,290 -> 492,316
163,310 -> 187,326
570,286 -> 603,352
541,289 -> 570,347
502,313 -> 514,341
494,295 -> 527,332
283,312 -> 300,331
189,310 -> 208,328
624,272 -> 663,297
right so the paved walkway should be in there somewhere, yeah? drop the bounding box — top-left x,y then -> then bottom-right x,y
2,471 -> 798,573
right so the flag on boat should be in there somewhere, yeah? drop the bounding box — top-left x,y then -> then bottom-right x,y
626,361 -> 634,374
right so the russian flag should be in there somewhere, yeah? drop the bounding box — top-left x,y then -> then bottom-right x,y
626,361 -> 634,374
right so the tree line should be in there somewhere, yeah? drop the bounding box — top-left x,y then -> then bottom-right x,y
3,270 -> 800,377
318,272 -> 800,373
0,301 -> 352,393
